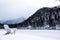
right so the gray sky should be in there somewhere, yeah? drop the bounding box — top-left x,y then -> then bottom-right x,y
0,0 -> 60,20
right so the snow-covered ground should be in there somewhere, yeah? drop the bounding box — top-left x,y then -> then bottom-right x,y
0,29 -> 60,40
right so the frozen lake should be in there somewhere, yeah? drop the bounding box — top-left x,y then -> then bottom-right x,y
0,29 -> 60,40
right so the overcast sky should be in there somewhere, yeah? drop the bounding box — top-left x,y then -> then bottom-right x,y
0,0 -> 60,21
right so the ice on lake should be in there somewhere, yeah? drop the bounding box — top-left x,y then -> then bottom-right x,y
0,29 -> 60,40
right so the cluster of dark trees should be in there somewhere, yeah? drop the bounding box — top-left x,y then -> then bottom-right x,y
0,24 -> 4,29
0,5 -> 60,29
0,24 -> 17,29
17,6 -> 60,29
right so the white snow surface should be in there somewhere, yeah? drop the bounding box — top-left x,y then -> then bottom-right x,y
0,29 -> 60,40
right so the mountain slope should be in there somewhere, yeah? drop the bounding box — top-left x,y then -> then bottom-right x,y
3,17 -> 26,24
17,5 -> 60,29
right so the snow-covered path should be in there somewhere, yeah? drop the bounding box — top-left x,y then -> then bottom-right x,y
0,29 -> 60,40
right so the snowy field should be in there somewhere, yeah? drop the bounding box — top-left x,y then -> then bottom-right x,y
0,29 -> 60,40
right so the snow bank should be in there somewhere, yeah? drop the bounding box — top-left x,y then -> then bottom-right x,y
0,29 -> 60,40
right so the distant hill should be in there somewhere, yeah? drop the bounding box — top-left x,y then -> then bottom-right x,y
0,17 -> 26,24
0,17 -> 26,28
17,5 -> 60,29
